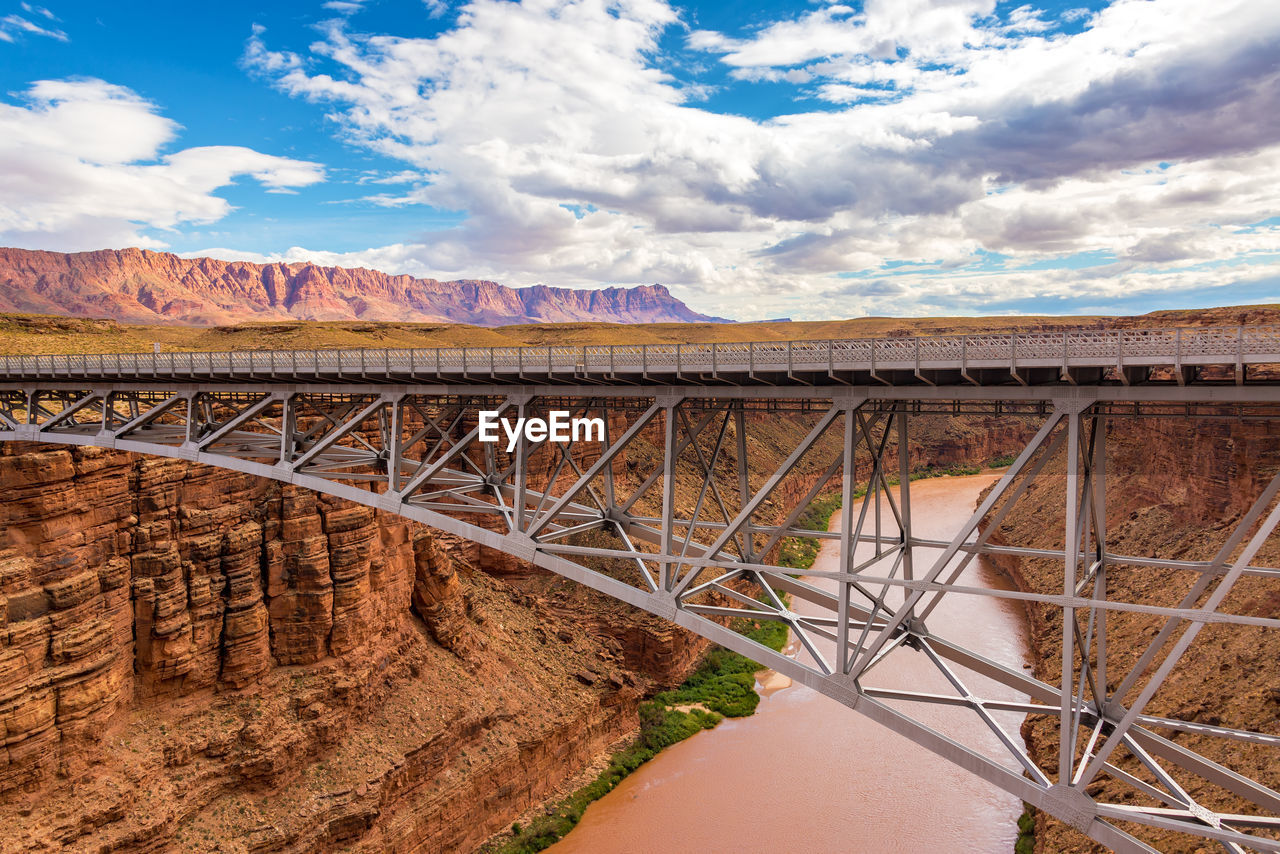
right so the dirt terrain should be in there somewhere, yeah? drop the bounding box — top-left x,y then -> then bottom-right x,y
0,301 -> 1277,356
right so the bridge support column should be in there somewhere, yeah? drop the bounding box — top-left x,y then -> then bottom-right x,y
659,400 -> 678,593
837,403 -> 858,674
513,397 -> 529,533
278,393 -> 295,465
734,402 -> 754,564
897,408 -> 913,584
1060,402 -> 1084,783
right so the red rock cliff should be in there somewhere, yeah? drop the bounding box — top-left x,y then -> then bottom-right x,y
0,247 -> 725,326
0,443 -> 705,852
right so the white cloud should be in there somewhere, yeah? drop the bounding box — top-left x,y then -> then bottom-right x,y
1002,4 -> 1053,33
355,169 -> 428,185
0,78 -> 325,251
322,1 -> 366,15
225,0 -> 1280,318
821,259 -> 1280,318
691,0 -> 997,70
21,3 -> 57,19
0,9 -> 66,42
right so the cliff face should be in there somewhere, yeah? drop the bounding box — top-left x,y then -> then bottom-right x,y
0,443 -> 704,852
0,248 -> 726,326
982,417 -> 1280,853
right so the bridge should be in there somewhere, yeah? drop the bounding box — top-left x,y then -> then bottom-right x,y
2,325 -> 1279,853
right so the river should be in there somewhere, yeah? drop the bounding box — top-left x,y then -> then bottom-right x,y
549,474 -> 1033,854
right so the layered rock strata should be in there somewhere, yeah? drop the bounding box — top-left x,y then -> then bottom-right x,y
0,443 -> 699,852
982,417 -> 1280,853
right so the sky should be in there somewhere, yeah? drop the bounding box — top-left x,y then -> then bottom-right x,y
0,0 -> 1277,321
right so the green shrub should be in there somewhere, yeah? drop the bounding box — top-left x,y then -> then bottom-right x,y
1014,804 -> 1035,854
777,491 -> 844,571
910,463 -> 982,479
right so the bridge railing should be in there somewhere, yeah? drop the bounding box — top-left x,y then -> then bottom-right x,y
2,325 -> 1278,380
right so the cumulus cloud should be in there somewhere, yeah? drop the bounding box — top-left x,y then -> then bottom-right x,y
691,0 -> 996,70
0,78 -> 325,250
229,0 -> 1280,319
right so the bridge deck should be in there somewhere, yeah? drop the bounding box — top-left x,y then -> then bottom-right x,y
1,325 -> 1277,388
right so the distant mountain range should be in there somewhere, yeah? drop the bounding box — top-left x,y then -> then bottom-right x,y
0,248 -> 728,326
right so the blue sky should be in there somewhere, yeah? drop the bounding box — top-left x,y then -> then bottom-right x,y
0,0 -> 1277,320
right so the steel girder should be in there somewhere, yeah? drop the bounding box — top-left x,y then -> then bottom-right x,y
1,384 -> 1279,853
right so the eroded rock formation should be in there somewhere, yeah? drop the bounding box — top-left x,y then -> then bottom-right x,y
0,443 -> 702,852
0,248 -> 725,326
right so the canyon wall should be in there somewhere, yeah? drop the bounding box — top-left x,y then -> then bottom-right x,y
0,248 -> 725,327
0,442 -> 706,853
983,417 -> 1280,853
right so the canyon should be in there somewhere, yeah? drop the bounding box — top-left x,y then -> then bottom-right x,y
0,406 -> 1036,853
0,440 -> 698,852
0,248 -> 725,327
0,312 -> 1277,852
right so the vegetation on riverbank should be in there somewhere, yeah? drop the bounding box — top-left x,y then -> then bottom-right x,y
1015,804 -> 1036,854
487,466 -> 996,854
777,492 -> 844,571
485,496 -> 832,854
483,613 -> 789,854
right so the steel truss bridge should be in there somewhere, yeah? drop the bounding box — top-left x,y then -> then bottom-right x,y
2,325 -> 1280,853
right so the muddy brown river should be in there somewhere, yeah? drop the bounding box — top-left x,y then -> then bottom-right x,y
550,474 -> 1033,854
